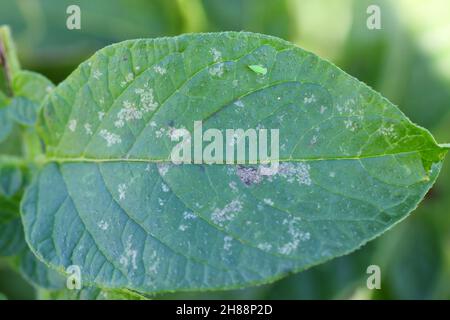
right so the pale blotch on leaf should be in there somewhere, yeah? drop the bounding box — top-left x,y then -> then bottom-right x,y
120,73 -> 134,87
304,93 -> 316,104
68,119 -> 77,132
209,48 -> 225,77
223,236 -> 233,251
161,183 -> 169,193
168,126 -> 187,141
210,48 -> 222,62
84,123 -> 93,135
115,100 -> 143,128
157,163 -> 172,176
153,65 -> 167,75
228,181 -> 238,193
119,236 -> 138,270
118,183 -> 127,200
183,211 -> 197,220
147,251 -> 159,275
98,220 -> 109,231
135,84 -> 158,112
248,64 -> 267,76
379,124 -> 397,138
237,163 -> 312,187
344,119 -> 357,132
337,98 -> 360,116
278,162 -> 312,186
278,217 -> 310,255
257,242 -> 272,252
155,127 -> 166,138
209,63 -> 224,77
98,111 -> 105,121
234,100 -> 244,108
92,70 -> 103,80
211,199 -> 243,227
99,129 -> 122,147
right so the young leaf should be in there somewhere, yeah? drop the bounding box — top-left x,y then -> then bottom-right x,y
7,97 -> 40,126
21,32 -> 448,294
0,163 -> 26,256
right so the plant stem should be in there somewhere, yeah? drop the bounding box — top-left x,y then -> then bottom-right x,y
0,25 -> 21,97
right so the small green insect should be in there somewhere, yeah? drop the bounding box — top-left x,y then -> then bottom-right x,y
248,64 -> 267,75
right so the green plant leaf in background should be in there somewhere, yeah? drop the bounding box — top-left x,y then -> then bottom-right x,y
0,25 -> 60,299
0,162 -> 26,256
0,0 -> 183,83
0,25 -> 17,143
20,32 -> 448,294
8,70 -> 54,126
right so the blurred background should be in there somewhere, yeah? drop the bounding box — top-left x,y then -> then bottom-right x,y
0,0 -> 449,299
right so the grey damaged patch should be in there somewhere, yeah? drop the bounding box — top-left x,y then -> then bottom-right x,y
211,199 -> 243,227
236,165 -> 262,186
236,162 -> 312,187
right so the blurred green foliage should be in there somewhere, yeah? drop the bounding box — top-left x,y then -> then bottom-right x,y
0,0 -> 449,299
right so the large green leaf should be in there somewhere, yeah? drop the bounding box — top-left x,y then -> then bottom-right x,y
21,32 -> 448,294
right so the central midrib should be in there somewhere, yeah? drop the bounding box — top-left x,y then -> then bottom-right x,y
41,148 -> 439,164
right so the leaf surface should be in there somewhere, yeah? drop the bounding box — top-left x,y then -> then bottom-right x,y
21,32 -> 447,293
